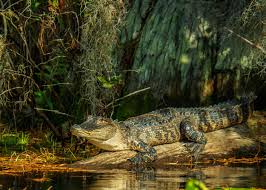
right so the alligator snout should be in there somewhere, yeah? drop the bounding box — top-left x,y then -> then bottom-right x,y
70,124 -> 83,136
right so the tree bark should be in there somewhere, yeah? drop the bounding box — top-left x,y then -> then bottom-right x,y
70,112 -> 266,169
115,0 -> 266,120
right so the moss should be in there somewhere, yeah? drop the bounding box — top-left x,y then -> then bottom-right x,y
114,93 -> 156,121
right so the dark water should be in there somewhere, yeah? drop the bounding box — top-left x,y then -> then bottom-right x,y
0,164 -> 265,190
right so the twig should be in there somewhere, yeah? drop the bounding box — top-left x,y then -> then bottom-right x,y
225,27 -> 266,54
60,11 -> 80,39
42,83 -> 72,87
36,111 -> 63,139
106,87 -> 151,108
34,108 -> 73,117
0,0 -> 7,38
0,87 -> 23,96
4,0 -> 24,10
37,56 -> 67,66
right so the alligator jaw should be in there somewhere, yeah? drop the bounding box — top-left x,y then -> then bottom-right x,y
70,123 -> 128,151
70,124 -> 90,139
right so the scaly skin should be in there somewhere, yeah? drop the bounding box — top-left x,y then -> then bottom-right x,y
71,95 -> 256,164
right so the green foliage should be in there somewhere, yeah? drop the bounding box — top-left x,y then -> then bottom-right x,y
34,54 -> 71,113
0,132 -> 29,152
0,134 -> 18,146
185,179 -> 257,190
185,179 -> 208,190
30,0 -> 43,11
35,90 -> 53,110
218,188 -> 256,190
49,0 -> 59,8
0,0 -> 125,134
97,75 -> 122,89
43,132 -> 58,150
17,132 -> 30,146
0,1 -> 77,130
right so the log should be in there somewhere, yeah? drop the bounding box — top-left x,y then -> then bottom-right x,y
70,112 -> 266,169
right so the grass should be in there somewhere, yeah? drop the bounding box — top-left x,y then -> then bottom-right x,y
0,133 -> 18,146
0,131 -> 29,151
17,132 -> 29,147
0,126 -> 98,165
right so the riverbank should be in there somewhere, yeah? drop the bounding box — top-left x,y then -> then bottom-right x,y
1,152 -> 265,175
0,111 -> 265,173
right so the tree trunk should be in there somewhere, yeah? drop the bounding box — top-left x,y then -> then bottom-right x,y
115,0 -> 265,120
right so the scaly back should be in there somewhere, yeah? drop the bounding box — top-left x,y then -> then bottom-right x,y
172,94 -> 256,132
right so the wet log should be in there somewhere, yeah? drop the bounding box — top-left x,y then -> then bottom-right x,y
70,113 -> 266,169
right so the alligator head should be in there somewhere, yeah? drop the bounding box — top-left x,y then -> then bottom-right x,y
71,116 -> 127,151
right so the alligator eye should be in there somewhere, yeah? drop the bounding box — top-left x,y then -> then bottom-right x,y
96,119 -> 109,125
87,115 -> 94,121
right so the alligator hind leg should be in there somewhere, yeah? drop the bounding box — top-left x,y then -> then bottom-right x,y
180,117 -> 207,159
129,140 -> 157,164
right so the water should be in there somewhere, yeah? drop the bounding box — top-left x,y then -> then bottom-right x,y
0,164 -> 265,190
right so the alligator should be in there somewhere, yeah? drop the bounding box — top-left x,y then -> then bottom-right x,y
71,95 -> 256,164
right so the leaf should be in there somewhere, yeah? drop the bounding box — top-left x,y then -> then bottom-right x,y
31,0 -> 41,11
97,76 -> 107,83
102,83 -> 114,89
97,76 -> 114,89
34,90 -> 53,109
185,179 -> 208,190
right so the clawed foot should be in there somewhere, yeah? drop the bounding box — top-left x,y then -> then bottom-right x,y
129,151 -> 157,165
184,142 -> 206,161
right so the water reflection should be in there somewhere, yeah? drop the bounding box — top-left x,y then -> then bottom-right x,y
0,165 -> 265,190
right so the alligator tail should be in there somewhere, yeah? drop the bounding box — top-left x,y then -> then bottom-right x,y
206,93 -> 257,131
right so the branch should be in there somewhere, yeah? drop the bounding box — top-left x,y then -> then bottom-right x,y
37,111 -> 62,138
225,27 -> 266,54
34,107 -> 73,117
106,87 -> 151,108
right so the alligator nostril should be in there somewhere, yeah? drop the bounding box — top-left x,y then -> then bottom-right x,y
72,124 -> 79,128
70,124 -> 80,133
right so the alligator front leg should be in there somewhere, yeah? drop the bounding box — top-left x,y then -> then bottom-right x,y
129,140 -> 157,164
180,117 -> 207,159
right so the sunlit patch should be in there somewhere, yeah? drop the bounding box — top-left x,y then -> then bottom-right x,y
180,54 -> 190,64
96,118 -> 111,126
202,79 -> 214,98
27,177 -> 52,182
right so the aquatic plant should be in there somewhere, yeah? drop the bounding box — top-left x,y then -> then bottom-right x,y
185,179 -> 260,190
185,179 -> 208,190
